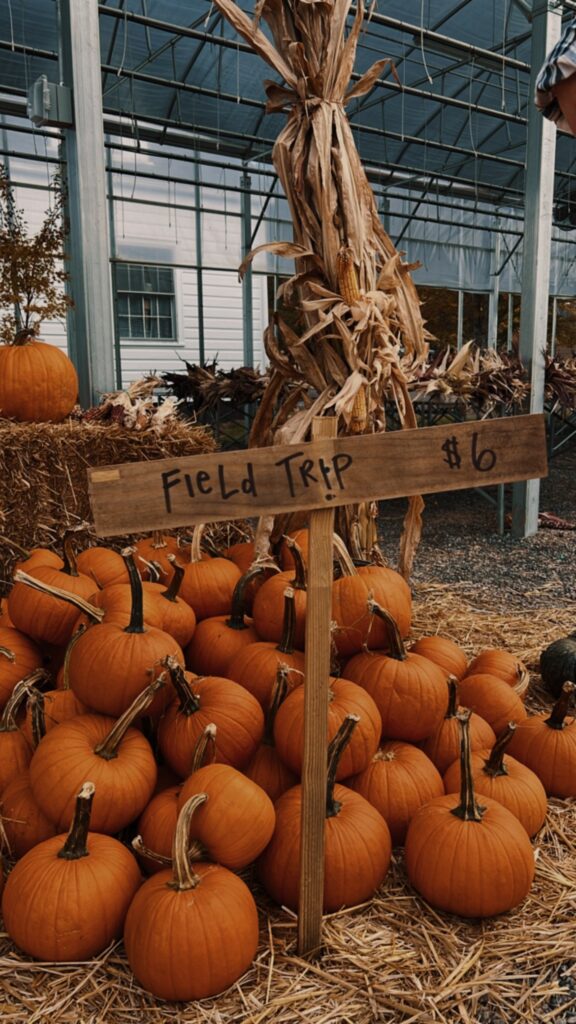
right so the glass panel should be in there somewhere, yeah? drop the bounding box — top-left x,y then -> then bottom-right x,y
116,264 -> 129,290
158,268 -> 173,293
463,293 -> 489,346
418,286 -> 459,349
159,317 -> 173,338
129,265 -> 144,291
143,266 -> 157,291
131,316 -> 144,337
117,294 -> 129,314
118,315 -> 130,336
129,295 -> 142,317
157,296 -> 171,316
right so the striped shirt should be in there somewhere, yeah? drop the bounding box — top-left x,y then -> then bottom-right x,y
535,18 -> 576,132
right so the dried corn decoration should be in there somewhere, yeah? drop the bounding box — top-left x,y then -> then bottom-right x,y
212,0 -> 429,576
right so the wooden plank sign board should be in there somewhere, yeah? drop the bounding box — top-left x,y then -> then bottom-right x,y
89,414 -> 547,536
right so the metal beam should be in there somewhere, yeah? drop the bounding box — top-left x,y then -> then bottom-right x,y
58,0 -> 116,406
511,1 -> 561,538
487,228 -> 502,348
240,171 -> 254,367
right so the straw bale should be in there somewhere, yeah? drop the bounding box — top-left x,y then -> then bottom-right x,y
0,417 -> 215,591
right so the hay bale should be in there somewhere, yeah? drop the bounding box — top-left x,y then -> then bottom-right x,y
0,417 -> 215,589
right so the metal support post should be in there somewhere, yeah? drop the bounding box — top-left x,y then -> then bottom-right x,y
487,228 -> 501,348
507,292 -> 515,352
105,137 -> 123,390
457,290 -> 464,351
550,296 -> 557,356
241,171 -> 254,367
58,0 -> 116,406
194,150 -> 206,366
511,1 -> 561,539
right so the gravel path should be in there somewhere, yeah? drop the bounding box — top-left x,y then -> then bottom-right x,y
379,443 -> 576,610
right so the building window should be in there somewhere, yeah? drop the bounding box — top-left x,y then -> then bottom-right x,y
116,263 -> 176,341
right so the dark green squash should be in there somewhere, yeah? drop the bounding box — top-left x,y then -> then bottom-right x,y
540,634 -> 576,699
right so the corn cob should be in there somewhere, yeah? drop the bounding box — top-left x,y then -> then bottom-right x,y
336,247 -> 368,434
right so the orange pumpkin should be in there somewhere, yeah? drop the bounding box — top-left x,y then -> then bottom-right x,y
410,635 -> 468,681
244,667 -> 298,802
465,649 -> 528,689
507,682 -> 576,797
76,546 -> 130,588
179,525 -> 241,620
421,676 -> 496,775
0,333 -> 78,422
0,626 -> 43,710
457,672 -> 527,737
226,587 -> 305,708
251,539 -> 307,648
134,531 -> 181,581
2,782 -> 141,961
184,566 -> 262,677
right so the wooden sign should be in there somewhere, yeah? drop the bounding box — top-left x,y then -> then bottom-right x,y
89,414 -> 547,536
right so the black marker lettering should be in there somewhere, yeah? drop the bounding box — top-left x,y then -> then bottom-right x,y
299,459 -> 318,488
318,457 -> 333,491
242,462 -> 257,496
332,453 -> 353,490
197,471 -> 212,495
184,473 -> 195,498
218,465 -> 239,500
274,451 -> 304,498
161,468 -> 181,514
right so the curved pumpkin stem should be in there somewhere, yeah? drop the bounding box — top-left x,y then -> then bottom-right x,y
12,570 -> 104,621
151,531 -> 169,551
367,599 -> 406,661
483,722 -> 516,778
27,687 -> 46,748
545,681 -> 575,730
326,714 -> 359,818
451,711 -> 485,823
94,675 -> 166,761
226,565 -> 268,631
161,656 -> 201,717
276,587 -> 298,656
332,533 -> 357,578
263,666 -> 290,746
445,675 -> 459,719
0,672 -> 47,734
190,723 -> 217,774
132,834 -> 173,867
162,556 -> 185,603
60,623 -> 88,691
58,781 -> 95,860
169,793 -> 209,891
61,532 -> 81,578
282,537 -> 307,591
121,548 -> 146,635
0,646 -> 15,664
189,525 -> 206,566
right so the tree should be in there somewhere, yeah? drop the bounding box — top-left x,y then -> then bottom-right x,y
0,163 -> 72,342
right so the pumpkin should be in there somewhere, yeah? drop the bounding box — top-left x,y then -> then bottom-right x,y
225,540 -> 256,574
177,762 -> 275,870
258,715 -> 392,912
179,525 -> 241,620
184,566 -> 262,677
66,549 -> 182,717
507,682 -> 576,797
0,625 -> 43,710
76,545 -> 130,589
443,723 -> 547,837
348,741 -> 444,846
279,529 -> 309,569
410,635 -> 468,681
8,534 -> 100,646
0,675 -> 44,792
345,601 -> 446,742
405,712 -> 535,918
227,587 -> 305,708
244,667 -> 298,802
0,596 -> 14,628
134,531 -> 182,581
0,332 -> 78,422
21,625 -> 87,742
124,793 -> 259,1001
2,782 -> 141,961
29,678 -> 161,833
331,536 -> 412,659
251,538 -> 307,648
134,726 -> 215,875
465,649 -> 529,691
157,656 -> 264,776
421,676 -> 496,775
457,672 -> 527,736
539,634 -> 576,699
274,676 -> 382,780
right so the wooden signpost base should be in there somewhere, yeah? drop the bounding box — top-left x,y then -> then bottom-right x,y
89,412 -> 548,960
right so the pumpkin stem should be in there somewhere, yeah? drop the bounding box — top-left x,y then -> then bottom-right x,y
0,672 -> 47,734
132,834 -> 173,867
121,548 -> 146,634
12,570 -> 105,621
545,681 -> 575,730
282,537 -> 307,591
190,723 -> 217,774
277,587 -> 297,656
169,793 -> 209,890
326,714 -> 360,818
161,656 -> 201,716
367,599 -> 406,661
61,532 -> 80,577
451,711 -> 486,823
147,560 -> 163,584
226,565 -> 268,630
483,723 -> 516,777
332,534 -> 358,578
27,688 -> 46,747
445,675 -> 459,719
94,675 -> 166,761
0,646 -> 16,664
189,524 -> 206,565
60,623 -> 88,691
58,782 -> 95,860
162,556 -> 184,603
263,666 -> 290,746
151,531 -> 168,551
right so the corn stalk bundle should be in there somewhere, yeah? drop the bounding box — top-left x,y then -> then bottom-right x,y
212,0 -> 430,575
162,361 -> 269,413
408,344 -> 531,412
545,355 -> 576,411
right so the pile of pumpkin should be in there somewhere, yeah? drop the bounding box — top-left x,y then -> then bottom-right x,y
0,526 -> 574,1003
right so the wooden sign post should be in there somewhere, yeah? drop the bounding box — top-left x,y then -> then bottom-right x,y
89,413 -> 548,957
